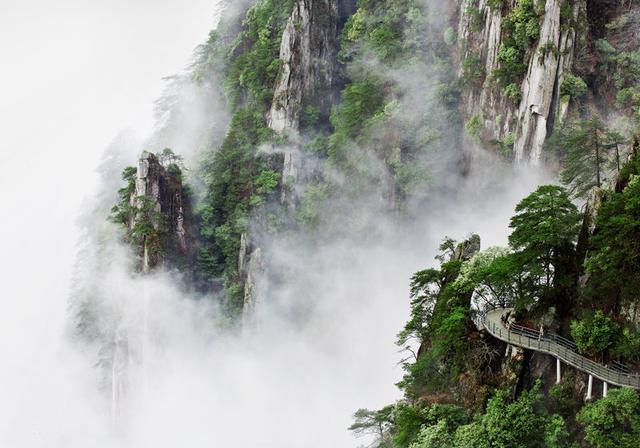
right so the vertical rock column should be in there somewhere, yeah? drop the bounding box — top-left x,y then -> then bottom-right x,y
267,0 -> 342,204
129,152 -> 190,273
241,0 -> 344,323
267,0 -> 341,133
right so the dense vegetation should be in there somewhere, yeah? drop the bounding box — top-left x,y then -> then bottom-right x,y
352,151 -> 640,448
192,0 -> 294,315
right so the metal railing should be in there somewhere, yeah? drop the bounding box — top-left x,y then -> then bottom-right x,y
481,309 -> 640,389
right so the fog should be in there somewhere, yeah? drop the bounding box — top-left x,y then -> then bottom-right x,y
0,2 -> 550,448
0,1 -> 220,446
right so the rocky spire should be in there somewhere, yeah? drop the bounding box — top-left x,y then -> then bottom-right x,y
129,151 -> 191,273
267,0 -> 341,133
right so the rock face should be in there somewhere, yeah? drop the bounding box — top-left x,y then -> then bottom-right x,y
267,0 -> 341,133
129,152 -> 191,273
457,0 -> 516,143
456,0 -> 583,164
242,1 -> 346,323
242,247 -> 264,326
514,0 -> 564,163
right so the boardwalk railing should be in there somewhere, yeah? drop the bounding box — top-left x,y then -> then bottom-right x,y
480,308 -> 640,390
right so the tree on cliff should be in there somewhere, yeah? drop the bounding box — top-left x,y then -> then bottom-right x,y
508,185 -> 580,309
559,117 -> 612,198
584,151 -> 640,312
577,388 -> 640,448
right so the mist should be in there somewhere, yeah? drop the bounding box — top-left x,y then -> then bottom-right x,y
1,2 -> 552,448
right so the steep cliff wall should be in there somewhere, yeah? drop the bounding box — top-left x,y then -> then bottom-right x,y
128,152 -> 191,273
243,0 -> 347,321
267,0 -> 342,133
456,0 -> 584,163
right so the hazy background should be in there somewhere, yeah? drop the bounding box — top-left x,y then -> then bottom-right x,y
0,0 -> 219,445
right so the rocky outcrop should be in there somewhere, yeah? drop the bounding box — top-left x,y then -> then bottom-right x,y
242,247 -> 264,326
129,152 -> 191,272
267,0 -> 341,133
454,233 -> 482,262
239,231 -> 265,326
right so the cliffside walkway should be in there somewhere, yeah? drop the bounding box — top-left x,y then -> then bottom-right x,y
478,308 -> 640,391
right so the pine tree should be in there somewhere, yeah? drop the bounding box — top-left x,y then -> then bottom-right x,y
559,117 -> 612,198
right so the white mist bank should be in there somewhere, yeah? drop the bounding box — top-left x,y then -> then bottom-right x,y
0,1 -> 219,446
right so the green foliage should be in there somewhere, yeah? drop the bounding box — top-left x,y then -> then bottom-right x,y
508,185 -> 580,306
509,185 -> 580,254
464,115 -> 482,140
396,238 -> 480,397
559,1 -> 575,29
454,247 -> 534,311
397,268 -> 442,346
110,166 -> 137,226
560,74 -> 588,99
197,108 -> 277,315
224,0 -> 294,109
389,159 -> 431,195
397,384 -> 568,448
349,406 -> 395,447
423,404 -> 470,432
329,80 -> 385,141
340,0 -> 424,63
585,152 -> 640,311
577,388 -> 640,448
494,0 -> 541,85
296,182 -> 329,228
496,131 -> 516,156
453,422 -> 488,448
482,383 -> 568,448
326,78 -> 387,179
570,310 -> 622,358
466,7 -> 484,33
594,37 -> 640,118
110,157 -> 178,257
538,41 -> 558,60
558,117 -> 616,198
461,56 -> 485,87
251,169 -> 280,205
503,83 -> 522,102
300,104 -> 321,129
487,0 -> 504,10
394,404 -> 428,448
443,27 -> 456,46
495,45 -> 527,85
409,420 -> 453,448
548,375 -> 581,417
616,85 -> 640,115
158,147 -> 184,169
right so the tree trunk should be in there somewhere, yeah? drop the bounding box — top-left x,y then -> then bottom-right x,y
595,131 -> 601,188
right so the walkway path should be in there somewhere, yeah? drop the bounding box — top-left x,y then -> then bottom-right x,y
479,308 -> 640,389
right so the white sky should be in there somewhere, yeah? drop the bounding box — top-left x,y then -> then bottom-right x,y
0,0 -> 220,432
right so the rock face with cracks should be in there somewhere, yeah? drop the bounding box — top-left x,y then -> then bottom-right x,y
129,152 -> 191,273
267,0 -> 342,133
456,0 -> 583,164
